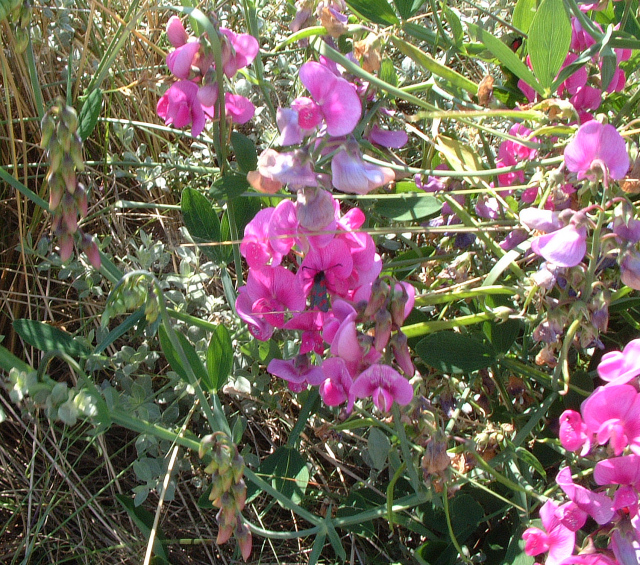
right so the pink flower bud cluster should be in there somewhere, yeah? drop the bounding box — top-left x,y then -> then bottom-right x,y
234,187 -> 415,413
157,17 -> 258,137
524,338 -> 640,564
200,432 -> 251,562
249,57 -> 403,196
41,98 -> 100,269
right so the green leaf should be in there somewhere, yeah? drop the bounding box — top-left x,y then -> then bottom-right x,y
78,88 -> 103,140
181,187 -> 224,264
512,0 -> 537,34
206,325 -> 233,392
468,23 -> 544,96
246,446 -> 309,505
345,0 -> 399,25
0,343 -> 34,374
230,131 -> 258,174
515,446 -> 547,479
13,319 -> 91,358
379,58 -> 398,88
367,427 -> 391,470
336,489 -> 385,536
391,36 -> 478,95
116,494 -> 169,561
394,0 -> 423,20
443,6 -> 464,48
527,0 -> 571,91
374,194 -> 441,221
483,319 -> 521,354
158,325 -> 208,388
415,332 -> 495,374
210,173 -> 250,201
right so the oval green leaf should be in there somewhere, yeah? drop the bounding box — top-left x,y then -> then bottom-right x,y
416,331 -> 495,373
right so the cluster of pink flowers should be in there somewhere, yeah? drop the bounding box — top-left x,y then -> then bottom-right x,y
235,187 -> 415,412
157,17 -> 258,137
248,57 -> 404,195
520,17 -> 630,124
523,338 -> 640,565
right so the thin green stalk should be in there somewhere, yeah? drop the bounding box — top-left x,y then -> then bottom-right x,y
402,312 -> 493,338
443,487 -> 472,564
392,403 -> 421,493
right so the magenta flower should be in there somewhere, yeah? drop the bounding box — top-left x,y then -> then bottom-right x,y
331,144 -> 395,194
298,61 -> 362,136
235,266 -> 305,341
564,121 -> 629,183
267,355 -> 325,393
240,207 -> 284,268
219,28 -> 259,78
166,16 -> 189,48
350,364 -> 414,412
559,409 -> 591,454
595,455 -> 640,489
597,339 -> 640,386
224,93 -> 255,124
157,80 -> 212,137
368,125 -> 408,149
319,357 -> 355,411
298,239 -> 354,298
522,500 -> 576,565
621,250 -> 640,290
277,107 -> 304,146
581,385 -> 640,456
166,41 -> 201,79
556,467 -> 614,525
531,222 -> 588,268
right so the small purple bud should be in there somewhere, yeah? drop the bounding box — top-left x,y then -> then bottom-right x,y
373,309 -> 392,352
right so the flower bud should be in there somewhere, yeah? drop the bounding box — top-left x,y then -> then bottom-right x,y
231,479 -> 247,511
58,233 -> 74,262
390,284 -> 409,327
80,232 -> 101,269
364,278 -> 389,318
231,452 -> 245,483
234,519 -> 252,562
41,114 -> 55,149
61,105 -> 79,133
390,332 -> 414,376
373,309 -> 392,352
75,184 -> 88,218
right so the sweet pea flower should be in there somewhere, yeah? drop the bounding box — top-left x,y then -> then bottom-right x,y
331,143 -> 394,194
219,28 -> 259,78
531,221 -> 588,268
298,238 -> 354,298
368,125 -> 408,148
350,364 -> 414,412
298,61 -> 362,136
157,80 -> 212,137
559,409 -> 591,454
166,16 -> 189,47
620,250 -> 640,290
166,41 -> 201,79
581,385 -> 640,456
240,208 -> 284,268
319,357 -> 355,411
235,266 -> 305,341
267,355 -> 325,393
224,93 -> 255,124
564,121 -> 629,183
595,455 -> 640,489
523,500 -> 576,565
597,339 -> 640,386
556,467 -> 615,525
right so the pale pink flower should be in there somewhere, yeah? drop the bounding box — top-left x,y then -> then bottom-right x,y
597,339 -> 640,386
368,125 -> 408,148
331,144 -> 394,194
166,16 -> 189,48
531,222 -> 588,268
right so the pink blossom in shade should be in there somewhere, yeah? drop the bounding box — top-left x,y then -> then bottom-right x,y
197,83 -> 218,108
267,355 -> 325,393
571,86 -> 602,116
157,80 -> 209,137
235,266 -> 306,341
500,229 -> 528,251
298,239 -> 354,298
504,123 -> 539,160
475,196 -> 501,220
597,339 -> 640,386
323,299 -> 357,346
166,41 -> 201,79
350,364 -> 414,413
368,125 -> 408,149
523,500 -> 576,565
531,222 -> 588,268
218,28 -> 259,78
581,385 -> 640,456
224,93 -> 255,124
283,310 -> 326,355
277,107 -> 303,146
557,54 -> 588,97
319,357 -> 355,412
328,309 -> 362,363
331,145 -> 395,194
611,523 -> 640,565
337,231 -> 381,296
240,208 -> 283,268
167,16 -> 189,48
298,61 -> 362,136
594,455 -> 640,489
561,554 -> 620,565
496,148 -> 525,187
556,467 -> 615,525
564,121 -> 630,182
296,188 -> 336,246
621,250 -> 640,290
518,78 -> 538,104
559,410 -> 592,454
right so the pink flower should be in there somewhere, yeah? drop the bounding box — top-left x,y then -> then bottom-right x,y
319,357 -> 355,411
224,93 -> 255,124
219,28 -> 259,78
298,239 -> 354,298
556,467 -> 614,525
523,500 -> 576,565
531,222 -> 588,268
597,339 -> 640,386
298,61 -> 362,136
621,250 -> 640,290
331,144 -> 394,194
240,207 -> 284,268
368,125 -> 408,149
166,41 -> 201,79
235,266 -> 305,341
564,121 -> 629,183
267,355 -> 325,393
559,409 -> 591,454
350,364 -> 414,412
157,80 -> 211,137
167,16 -> 189,48
581,385 -> 640,456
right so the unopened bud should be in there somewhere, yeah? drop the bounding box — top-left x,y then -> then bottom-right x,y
234,519 -> 252,562
75,184 -> 88,217
390,284 -> 409,327
231,479 -> 247,511
374,309 -> 392,351
364,278 -> 389,318
231,452 -> 245,483
390,332 -> 414,376
61,105 -> 79,133
58,233 -> 74,261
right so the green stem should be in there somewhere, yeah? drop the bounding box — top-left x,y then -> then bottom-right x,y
402,312 -> 493,338
443,487 -> 472,564
392,403 -> 421,493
